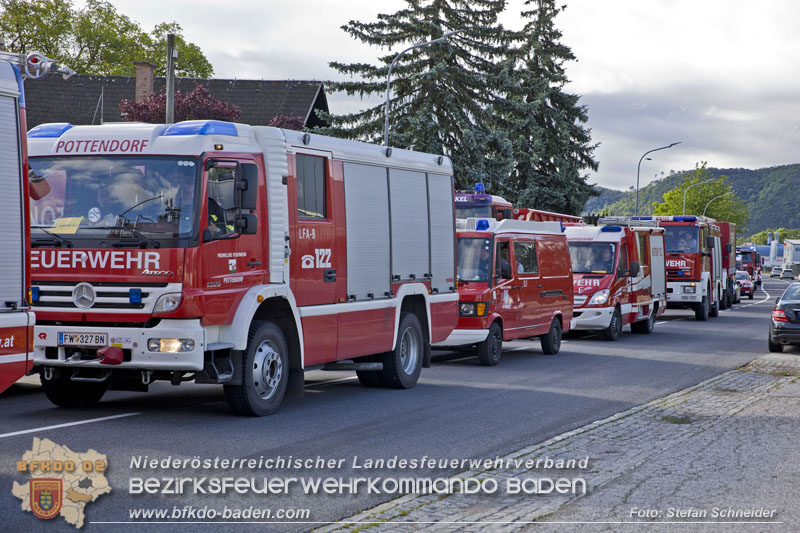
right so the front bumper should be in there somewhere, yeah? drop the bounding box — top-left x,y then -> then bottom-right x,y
33,319 -> 206,371
433,328 -> 489,348
571,306 -> 614,331
667,281 -> 703,303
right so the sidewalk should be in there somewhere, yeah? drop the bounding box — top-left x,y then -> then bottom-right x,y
317,354 -> 800,532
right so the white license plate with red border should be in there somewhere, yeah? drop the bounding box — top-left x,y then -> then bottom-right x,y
57,332 -> 108,347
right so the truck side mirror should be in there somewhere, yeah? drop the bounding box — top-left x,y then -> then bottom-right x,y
706,235 -> 715,249
629,261 -> 640,277
234,213 -> 258,235
726,243 -> 732,254
236,163 -> 259,210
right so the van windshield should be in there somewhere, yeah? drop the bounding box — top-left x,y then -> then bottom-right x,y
568,242 -> 616,274
457,238 -> 492,282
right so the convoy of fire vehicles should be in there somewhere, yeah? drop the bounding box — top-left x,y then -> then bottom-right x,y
0,60 -> 760,414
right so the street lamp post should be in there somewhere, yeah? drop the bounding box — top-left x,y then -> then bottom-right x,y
702,191 -> 733,217
682,178 -> 716,215
384,31 -> 461,147
635,142 -> 681,215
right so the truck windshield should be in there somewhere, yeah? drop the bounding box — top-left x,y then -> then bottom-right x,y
568,242 -> 617,274
739,252 -> 753,263
455,205 -> 492,219
29,156 -> 199,242
664,226 -> 699,253
457,238 -> 492,282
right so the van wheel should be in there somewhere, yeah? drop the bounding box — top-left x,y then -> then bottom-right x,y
541,318 -> 562,354
40,373 -> 108,407
631,309 -> 655,334
476,322 -> 503,366
378,312 -> 423,389
768,337 -> 784,353
224,321 -> 288,416
695,295 -> 709,321
603,308 -> 622,341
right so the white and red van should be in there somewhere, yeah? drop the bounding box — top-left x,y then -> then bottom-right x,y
565,218 -> 667,340
434,218 -> 573,365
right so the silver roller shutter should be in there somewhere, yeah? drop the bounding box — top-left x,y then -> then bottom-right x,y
389,168 -> 429,281
343,162 -> 391,300
427,173 -> 456,294
0,95 -> 22,309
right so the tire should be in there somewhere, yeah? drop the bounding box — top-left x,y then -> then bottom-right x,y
40,373 -> 108,408
768,337 -> 783,353
378,312 -> 424,389
748,293 -> 754,300
476,322 -> 503,366
719,290 -> 728,310
540,318 -> 562,354
694,295 -> 709,321
726,285 -> 733,307
356,356 -> 383,387
224,321 -> 288,416
603,308 -> 622,341
631,308 -> 655,334
709,294 -> 719,317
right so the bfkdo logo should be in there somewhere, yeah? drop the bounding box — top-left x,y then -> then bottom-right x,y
31,478 -> 63,519
12,437 -> 111,529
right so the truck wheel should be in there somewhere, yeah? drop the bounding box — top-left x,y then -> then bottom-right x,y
356,355 -> 383,387
378,312 -> 423,389
726,285 -> 733,307
695,295 -> 709,321
602,308 -> 622,341
719,290 -> 728,310
476,322 -> 503,366
768,337 -> 783,353
40,373 -> 108,408
224,321 -> 288,416
709,294 -> 719,317
631,308 -> 655,334
748,292 -> 754,300
540,318 -> 562,354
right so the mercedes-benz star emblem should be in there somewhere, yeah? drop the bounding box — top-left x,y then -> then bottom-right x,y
72,283 -> 96,309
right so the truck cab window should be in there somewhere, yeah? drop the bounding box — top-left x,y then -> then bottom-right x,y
208,167 -> 236,236
514,241 -> 539,274
296,154 -> 326,219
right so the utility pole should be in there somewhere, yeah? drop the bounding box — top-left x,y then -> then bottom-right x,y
166,34 -> 176,124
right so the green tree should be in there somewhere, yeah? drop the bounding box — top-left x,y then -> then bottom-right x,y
0,0 -> 212,77
316,0 -> 514,189
652,162 -> 749,228
497,0 -> 598,215
747,228 -> 800,245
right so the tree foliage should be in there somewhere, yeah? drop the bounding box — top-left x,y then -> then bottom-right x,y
497,0 -> 598,214
316,0 -> 515,190
0,0 -> 213,77
268,115 -> 305,131
747,228 -> 800,245
652,162 -> 749,228
120,84 -> 240,123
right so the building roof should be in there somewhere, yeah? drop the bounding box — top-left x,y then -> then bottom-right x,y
23,75 -> 328,129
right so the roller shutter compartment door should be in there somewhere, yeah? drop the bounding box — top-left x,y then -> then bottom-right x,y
389,169 -> 430,281
427,173 -> 455,294
0,95 -> 22,309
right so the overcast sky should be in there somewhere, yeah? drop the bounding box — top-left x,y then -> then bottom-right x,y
108,0 -> 800,191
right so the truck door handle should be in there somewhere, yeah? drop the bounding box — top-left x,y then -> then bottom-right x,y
537,283 -> 543,288
248,261 -> 262,267
324,269 -> 337,282
510,285 -> 523,289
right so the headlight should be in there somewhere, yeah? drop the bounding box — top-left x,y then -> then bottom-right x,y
587,289 -> 609,306
459,302 -> 489,317
682,285 -> 696,293
153,293 -> 182,313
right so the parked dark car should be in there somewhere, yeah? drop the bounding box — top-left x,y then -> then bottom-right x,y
736,270 -> 754,300
768,282 -> 800,352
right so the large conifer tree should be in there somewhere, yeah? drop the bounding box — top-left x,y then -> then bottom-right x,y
317,0 -> 513,190
497,0 -> 598,214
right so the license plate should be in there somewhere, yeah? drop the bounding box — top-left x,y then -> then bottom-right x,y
57,332 -> 108,347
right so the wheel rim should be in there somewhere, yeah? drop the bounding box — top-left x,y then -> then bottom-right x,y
399,326 -> 420,375
552,324 -> 561,350
252,340 -> 282,400
614,312 -> 622,335
490,330 -> 501,361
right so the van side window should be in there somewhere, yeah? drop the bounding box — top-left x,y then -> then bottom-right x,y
296,154 -> 326,219
638,234 -> 649,267
618,243 -> 628,273
496,241 -> 511,279
207,166 -> 237,235
513,241 -> 539,274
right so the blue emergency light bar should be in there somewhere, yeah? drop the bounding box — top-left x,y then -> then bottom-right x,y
476,219 -> 490,231
631,216 -> 652,220
674,216 -> 697,222
601,226 -> 622,232
163,120 -> 238,137
28,123 -> 74,138
475,183 -> 486,193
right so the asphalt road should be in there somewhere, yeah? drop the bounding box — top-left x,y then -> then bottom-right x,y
0,277 -> 793,532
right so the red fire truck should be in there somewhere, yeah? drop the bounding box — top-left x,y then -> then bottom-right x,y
717,222 -> 737,308
0,55 -> 35,393
27,121 -> 458,415
454,184 -> 582,224
565,217 -> 666,340
655,215 -> 723,320
736,245 -> 762,287
434,218 -> 573,364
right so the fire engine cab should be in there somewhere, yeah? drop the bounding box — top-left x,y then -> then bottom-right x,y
27,120 -> 458,415
656,215 -> 723,321
453,183 -> 582,224
434,218 -> 573,365
565,217 -> 666,340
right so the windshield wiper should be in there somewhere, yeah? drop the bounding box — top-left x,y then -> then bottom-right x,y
117,194 -> 164,219
31,225 -> 73,248
92,224 -> 161,249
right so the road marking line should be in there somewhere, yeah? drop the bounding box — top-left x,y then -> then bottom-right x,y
0,413 -> 140,440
